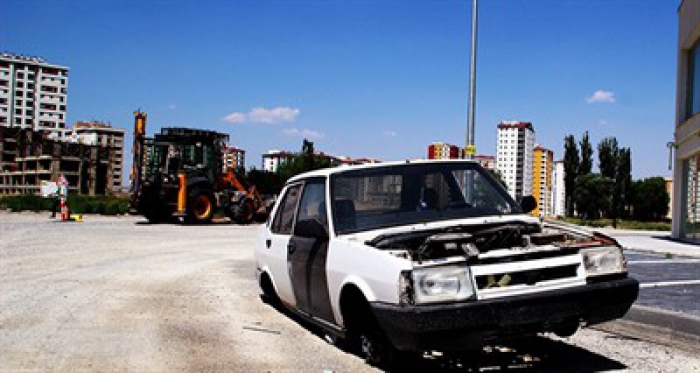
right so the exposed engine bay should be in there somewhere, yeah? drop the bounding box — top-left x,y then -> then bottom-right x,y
366,221 -> 618,263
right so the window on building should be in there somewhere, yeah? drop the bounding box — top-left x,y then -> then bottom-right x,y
687,41 -> 700,120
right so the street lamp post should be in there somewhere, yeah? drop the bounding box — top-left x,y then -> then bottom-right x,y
465,0 -> 478,160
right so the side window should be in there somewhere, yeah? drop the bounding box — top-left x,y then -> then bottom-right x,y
297,180 -> 328,228
271,184 -> 302,234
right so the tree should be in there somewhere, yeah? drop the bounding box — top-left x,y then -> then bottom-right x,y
579,131 -> 593,175
563,135 -> 580,217
487,168 -> 507,188
276,139 -> 333,183
573,174 -> 614,220
598,137 -> 619,220
246,168 -> 284,195
598,137 -> 619,180
617,147 -> 632,218
630,177 -> 669,221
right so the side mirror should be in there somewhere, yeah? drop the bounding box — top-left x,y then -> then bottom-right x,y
520,195 -> 537,213
294,219 -> 329,239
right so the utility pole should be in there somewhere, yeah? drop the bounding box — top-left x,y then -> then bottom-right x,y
464,0 -> 478,203
465,0 -> 478,160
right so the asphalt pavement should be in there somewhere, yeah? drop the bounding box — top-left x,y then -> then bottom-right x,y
593,228 -> 700,349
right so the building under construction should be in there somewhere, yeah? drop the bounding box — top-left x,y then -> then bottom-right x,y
0,126 -> 122,195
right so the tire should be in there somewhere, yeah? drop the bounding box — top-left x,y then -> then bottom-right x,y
186,189 -> 215,224
259,273 -> 280,307
144,209 -> 169,223
360,329 -> 398,368
341,290 -> 406,369
234,199 -> 255,224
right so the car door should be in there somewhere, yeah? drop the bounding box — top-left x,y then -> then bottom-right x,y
266,183 -> 303,307
287,178 -> 334,322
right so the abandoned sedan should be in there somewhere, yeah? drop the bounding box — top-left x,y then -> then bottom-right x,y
254,160 -> 639,367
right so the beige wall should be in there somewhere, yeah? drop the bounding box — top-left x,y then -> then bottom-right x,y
672,0 -> 700,239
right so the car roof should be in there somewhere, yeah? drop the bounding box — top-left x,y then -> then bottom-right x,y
286,159 -> 481,184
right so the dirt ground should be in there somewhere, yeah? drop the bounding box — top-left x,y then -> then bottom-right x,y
1,212 -> 698,372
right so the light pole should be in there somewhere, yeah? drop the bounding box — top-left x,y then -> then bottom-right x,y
465,0 -> 478,160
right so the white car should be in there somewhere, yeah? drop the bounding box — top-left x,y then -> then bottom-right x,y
254,160 -> 638,367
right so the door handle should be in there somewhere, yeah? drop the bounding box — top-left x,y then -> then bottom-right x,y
288,243 -> 296,254
266,239 -> 272,249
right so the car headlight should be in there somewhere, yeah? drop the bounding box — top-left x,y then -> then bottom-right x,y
411,266 -> 475,304
581,247 -> 626,277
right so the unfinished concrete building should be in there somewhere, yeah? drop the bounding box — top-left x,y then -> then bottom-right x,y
0,127 -> 120,195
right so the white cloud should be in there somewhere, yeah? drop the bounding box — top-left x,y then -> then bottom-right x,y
167,104 -> 177,110
587,90 -> 616,103
282,127 -> 324,139
383,130 -> 397,137
223,106 -> 300,124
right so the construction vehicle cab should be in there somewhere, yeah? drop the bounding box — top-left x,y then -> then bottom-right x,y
130,112 -> 268,224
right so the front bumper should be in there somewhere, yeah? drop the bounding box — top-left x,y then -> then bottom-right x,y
370,277 -> 639,352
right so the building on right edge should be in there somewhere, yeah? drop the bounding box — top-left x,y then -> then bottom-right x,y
672,0 -> 700,243
496,121 -> 535,201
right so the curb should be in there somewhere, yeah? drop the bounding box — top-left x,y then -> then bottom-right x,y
593,305 -> 700,353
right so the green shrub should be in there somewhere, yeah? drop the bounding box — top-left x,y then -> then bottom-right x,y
0,195 -> 129,216
555,217 -> 670,231
104,202 -> 122,215
94,202 -> 106,215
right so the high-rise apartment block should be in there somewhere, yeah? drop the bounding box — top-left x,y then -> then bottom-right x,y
427,142 -> 463,159
551,160 -> 566,217
496,121 -> 535,201
223,145 -> 246,171
532,145 -> 553,217
0,53 -> 69,132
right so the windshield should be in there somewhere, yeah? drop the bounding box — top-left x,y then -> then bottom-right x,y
330,162 -> 522,234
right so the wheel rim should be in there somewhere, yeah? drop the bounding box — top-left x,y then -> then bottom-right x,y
194,195 -> 212,219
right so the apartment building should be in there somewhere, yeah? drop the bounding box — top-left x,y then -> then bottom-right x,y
0,52 -> 68,132
222,145 -> 246,171
262,150 -> 295,172
0,126 -> 119,195
532,145 -> 554,217
73,122 -> 125,192
427,142 -> 463,159
672,0 -> 700,243
551,160 -> 566,217
496,121 -> 535,201
473,155 -> 496,170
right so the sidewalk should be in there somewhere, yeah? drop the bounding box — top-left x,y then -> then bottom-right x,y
595,228 -> 700,258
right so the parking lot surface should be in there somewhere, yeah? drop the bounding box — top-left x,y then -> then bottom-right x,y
1,212 -> 699,372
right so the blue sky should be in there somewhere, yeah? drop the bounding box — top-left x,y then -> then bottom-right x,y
1,0 -> 678,179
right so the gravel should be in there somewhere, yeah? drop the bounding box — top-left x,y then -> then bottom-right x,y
1,212 -> 699,372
